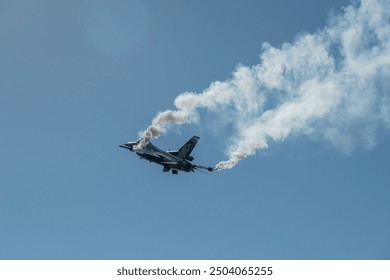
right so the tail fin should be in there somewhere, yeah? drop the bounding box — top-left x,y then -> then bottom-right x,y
177,136 -> 200,159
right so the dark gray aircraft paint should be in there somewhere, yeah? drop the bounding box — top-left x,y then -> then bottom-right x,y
120,136 -> 214,174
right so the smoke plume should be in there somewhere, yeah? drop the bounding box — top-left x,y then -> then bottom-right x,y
139,0 -> 390,170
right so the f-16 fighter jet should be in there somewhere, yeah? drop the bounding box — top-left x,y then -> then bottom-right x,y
120,136 -> 214,174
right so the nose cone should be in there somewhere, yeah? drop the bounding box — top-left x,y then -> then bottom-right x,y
119,142 -> 134,151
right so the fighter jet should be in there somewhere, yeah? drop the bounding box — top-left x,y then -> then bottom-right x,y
119,136 -> 214,174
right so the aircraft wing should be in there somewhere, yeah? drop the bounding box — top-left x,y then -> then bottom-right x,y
176,136 -> 200,159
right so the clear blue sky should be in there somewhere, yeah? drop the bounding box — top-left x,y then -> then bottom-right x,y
1,0 -> 389,259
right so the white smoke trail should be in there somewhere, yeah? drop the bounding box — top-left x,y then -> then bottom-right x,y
139,0 -> 390,170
